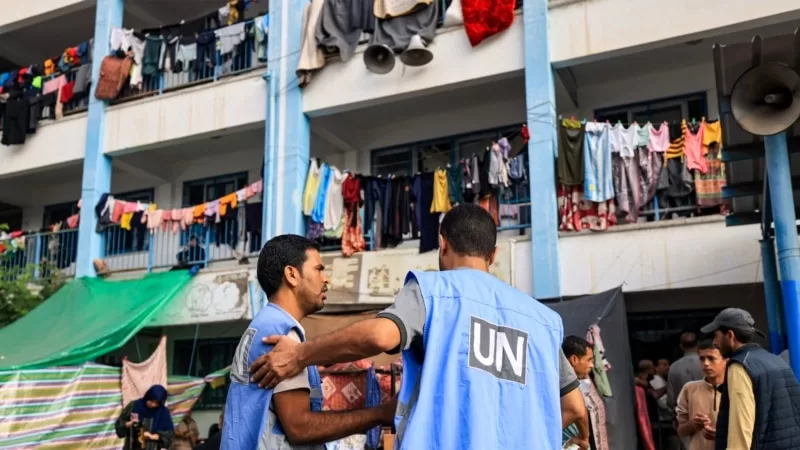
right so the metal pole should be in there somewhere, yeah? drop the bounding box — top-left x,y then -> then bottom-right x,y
765,132 -> 800,375
760,237 -> 785,354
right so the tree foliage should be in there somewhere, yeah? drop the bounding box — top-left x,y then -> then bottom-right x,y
0,226 -> 67,327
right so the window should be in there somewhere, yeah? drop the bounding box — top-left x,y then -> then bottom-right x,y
594,92 -> 708,125
181,172 -> 249,247
172,338 -> 238,409
627,309 -> 721,366
371,148 -> 413,176
370,125 -> 521,175
183,173 -> 248,207
105,189 -> 155,255
42,201 -> 80,229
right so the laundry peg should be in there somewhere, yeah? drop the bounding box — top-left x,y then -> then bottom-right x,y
692,117 -> 696,125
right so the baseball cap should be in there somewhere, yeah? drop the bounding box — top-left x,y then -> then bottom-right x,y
700,308 -> 766,337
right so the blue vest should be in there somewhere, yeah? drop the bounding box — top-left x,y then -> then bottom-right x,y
715,344 -> 800,450
221,303 -> 323,450
395,269 -> 564,450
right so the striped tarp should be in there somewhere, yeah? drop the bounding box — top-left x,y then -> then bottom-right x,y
0,363 -> 230,450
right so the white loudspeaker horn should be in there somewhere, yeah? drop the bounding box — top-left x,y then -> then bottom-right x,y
400,35 -> 433,67
730,61 -> 800,136
364,44 -> 396,75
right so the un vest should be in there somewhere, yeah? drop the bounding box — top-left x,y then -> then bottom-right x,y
715,344 -> 800,450
395,269 -> 564,450
222,303 -> 323,450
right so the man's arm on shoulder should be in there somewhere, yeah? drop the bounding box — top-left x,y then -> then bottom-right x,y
273,390 -> 389,445
726,362 -> 755,449
297,280 -> 426,367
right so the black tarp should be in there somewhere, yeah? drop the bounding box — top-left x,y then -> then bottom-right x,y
548,287 -> 638,450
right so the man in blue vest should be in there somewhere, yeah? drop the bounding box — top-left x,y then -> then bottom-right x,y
248,204 -> 582,449
221,234 -> 396,450
700,308 -> 800,450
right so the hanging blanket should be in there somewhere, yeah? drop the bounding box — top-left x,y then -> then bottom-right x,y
121,336 -> 167,407
461,0 -> 516,47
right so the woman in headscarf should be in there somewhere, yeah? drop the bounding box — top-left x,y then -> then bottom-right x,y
115,385 -> 175,450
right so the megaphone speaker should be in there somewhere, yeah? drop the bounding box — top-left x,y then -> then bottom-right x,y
364,44 -> 396,75
400,35 -> 433,67
730,61 -> 800,136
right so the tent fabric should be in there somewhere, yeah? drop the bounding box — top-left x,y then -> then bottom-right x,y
548,287 -> 638,450
0,363 -> 229,450
0,271 -> 193,371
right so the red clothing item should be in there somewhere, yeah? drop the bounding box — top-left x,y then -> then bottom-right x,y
60,81 -> 76,103
635,385 -> 656,450
461,0 -> 516,47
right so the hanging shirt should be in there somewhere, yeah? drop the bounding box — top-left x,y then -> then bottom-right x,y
302,159 -> 323,216
635,122 -> 650,148
583,122 -> 615,202
609,123 -> 637,158
648,122 -> 671,153
557,118 -> 585,186
323,168 -> 346,230
703,120 -> 723,150
311,163 -> 332,224
684,120 -> 707,174
430,169 -> 452,213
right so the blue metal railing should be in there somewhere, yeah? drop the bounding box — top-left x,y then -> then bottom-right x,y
101,205 -> 262,273
0,229 -> 79,281
113,22 -> 263,105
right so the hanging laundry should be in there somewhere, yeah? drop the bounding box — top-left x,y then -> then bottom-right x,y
695,119 -> 726,208
609,122 -> 637,158
323,168 -> 346,231
488,142 -> 508,188
612,152 -> 643,223
311,163 -> 333,225
302,158 -> 323,216
557,185 -> 616,232
412,172 -> 440,253
683,119 -> 707,174
647,121 -> 670,153
430,169 -> 452,213
583,122 -> 615,202
586,324 -> 612,397
446,164 -> 464,205
557,118 -> 585,186
216,22 -> 247,55
461,0 -> 516,47
296,2 -> 324,87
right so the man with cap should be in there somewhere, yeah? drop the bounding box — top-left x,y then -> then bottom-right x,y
700,308 -> 800,450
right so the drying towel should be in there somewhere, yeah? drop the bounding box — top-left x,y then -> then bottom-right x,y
121,335 -> 167,407
461,0 -> 516,47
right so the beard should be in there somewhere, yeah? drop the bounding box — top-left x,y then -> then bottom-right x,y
719,340 -> 734,358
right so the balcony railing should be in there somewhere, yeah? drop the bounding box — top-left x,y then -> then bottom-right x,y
100,204 -> 262,273
113,21 -> 263,106
0,229 -> 78,281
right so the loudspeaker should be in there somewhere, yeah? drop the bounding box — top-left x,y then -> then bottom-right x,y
364,44 -> 396,75
400,35 -> 433,67
730,61 -> 800,136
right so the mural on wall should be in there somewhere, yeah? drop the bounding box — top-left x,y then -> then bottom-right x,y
321,253 -> 362,304
149,270 -> 252,326
358,242 -> 511,300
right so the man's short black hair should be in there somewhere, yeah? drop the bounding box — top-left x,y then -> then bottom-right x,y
698,340 -> 721,352
679,332 -> 698,350
257,234 -> 320,298
439,203 -> 497,260
562,335 -> 591,359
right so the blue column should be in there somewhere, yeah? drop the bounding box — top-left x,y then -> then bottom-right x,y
761,237 -> 785,354
523,0 -> 561,299
263,0 -> 310,239
76,0 -> 122,278
764,132 -> 800,375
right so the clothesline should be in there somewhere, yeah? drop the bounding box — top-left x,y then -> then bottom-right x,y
557,116 -> 726,233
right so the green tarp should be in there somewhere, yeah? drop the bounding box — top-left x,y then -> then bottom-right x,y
0,270 -> 192,370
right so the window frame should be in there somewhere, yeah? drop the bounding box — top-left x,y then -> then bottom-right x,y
593,92 -> 708,124
103,188 -> 156,256
369,124 -> 521,176
180,172 -> 249,246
